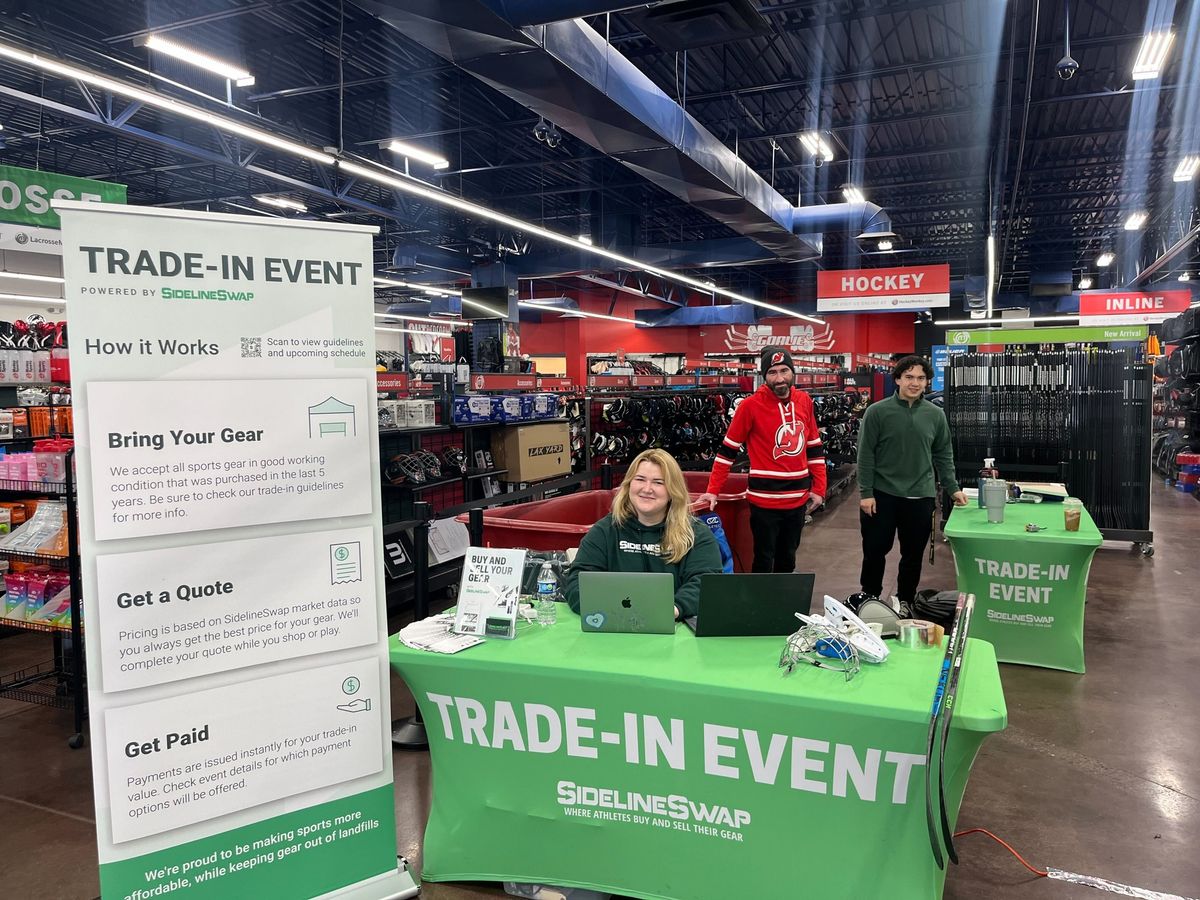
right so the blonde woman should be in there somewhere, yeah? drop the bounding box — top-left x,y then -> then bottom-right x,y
565,448 -> 723,619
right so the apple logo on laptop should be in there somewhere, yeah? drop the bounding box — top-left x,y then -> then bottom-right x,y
621,596 -> 632,609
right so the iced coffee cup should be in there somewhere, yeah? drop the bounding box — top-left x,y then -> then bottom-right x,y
1063,497 -> 1082,532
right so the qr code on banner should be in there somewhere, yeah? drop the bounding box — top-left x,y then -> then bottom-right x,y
241,337 -> 262,358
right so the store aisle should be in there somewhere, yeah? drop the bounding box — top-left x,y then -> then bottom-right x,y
2,483 -> 1197,899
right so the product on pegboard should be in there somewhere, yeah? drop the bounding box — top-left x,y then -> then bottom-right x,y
589,391 -> 749,469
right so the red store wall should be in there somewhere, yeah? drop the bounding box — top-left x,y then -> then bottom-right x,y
519,288 -> 915,380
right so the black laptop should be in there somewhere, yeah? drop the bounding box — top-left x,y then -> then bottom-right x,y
684,573 -> 816,637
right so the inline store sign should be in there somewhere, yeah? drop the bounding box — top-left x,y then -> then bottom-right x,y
1078,289 -> 1191,325
56,201 -> 416,900
817,264 -> 950,311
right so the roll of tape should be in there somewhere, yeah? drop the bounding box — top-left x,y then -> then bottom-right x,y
897,619 -> 937,648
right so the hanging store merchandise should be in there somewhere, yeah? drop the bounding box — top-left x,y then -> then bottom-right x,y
944,348 -> 1152,544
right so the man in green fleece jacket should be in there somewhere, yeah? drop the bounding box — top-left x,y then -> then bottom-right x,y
564,449 -> 723,619
856,355 -> 968,608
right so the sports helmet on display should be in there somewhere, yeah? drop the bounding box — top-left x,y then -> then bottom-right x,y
385,453 -> 429,485
441,446 -> 468,474
414,450 -> 442,479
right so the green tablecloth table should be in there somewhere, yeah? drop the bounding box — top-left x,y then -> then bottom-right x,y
390,614 -> 1006,900
945,501 -> 1102,673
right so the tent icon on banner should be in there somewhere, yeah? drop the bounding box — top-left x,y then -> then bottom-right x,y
308,396 -> 357,438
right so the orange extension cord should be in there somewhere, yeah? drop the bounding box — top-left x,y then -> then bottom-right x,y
954,829 -> 1049,878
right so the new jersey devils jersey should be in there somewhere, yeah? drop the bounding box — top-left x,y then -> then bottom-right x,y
707,384 -> 827,509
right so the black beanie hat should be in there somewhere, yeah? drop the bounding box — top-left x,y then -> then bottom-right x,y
761,346 -> 794,377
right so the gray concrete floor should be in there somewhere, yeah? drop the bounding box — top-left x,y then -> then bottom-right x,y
2,480 -> 1197,899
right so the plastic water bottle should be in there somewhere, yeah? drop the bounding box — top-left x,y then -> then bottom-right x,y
536,562 -> 558,627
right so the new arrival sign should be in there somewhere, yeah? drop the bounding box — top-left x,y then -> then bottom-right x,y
817,264 -> 950,311
1079,289 -> 1192,325
57,201 -> 416,899
0,163 -> 126,228
946,324 -> 1149,345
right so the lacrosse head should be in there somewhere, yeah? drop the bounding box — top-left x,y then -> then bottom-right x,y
823,595 -> 890,663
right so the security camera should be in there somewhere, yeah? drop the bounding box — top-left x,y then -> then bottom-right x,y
1056,54 -> 1079,80
813,155 -> 823,169
533,120 -> 549,142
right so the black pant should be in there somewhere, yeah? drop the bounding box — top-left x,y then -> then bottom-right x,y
860,491 -> 936,605
749,504 -> 806,573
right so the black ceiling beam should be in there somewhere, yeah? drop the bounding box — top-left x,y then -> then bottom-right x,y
103,1 -> 305,44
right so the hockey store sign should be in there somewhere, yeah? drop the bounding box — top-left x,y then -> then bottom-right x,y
424,692 -> 932,846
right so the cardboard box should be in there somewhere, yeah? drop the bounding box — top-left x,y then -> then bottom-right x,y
377,400 -> 400,431
491,422 -> 570,482
453,394 -> 494,424
531,393 -> 558,419
490,395 -> 525,423
405,399 -> 436,428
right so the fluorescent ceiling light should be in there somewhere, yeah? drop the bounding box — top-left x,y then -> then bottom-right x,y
375,326 -> 453,337
341,159 -> 815,322
877,239 -> 894,251
842,185 -> 864,204
142,34 -> 254,86
1179,273 -> 1191,282
254,194 -> 306,212
938,315 -> 1081,326
520,300 -> 638,324
799,131 -> 834,161
0,40 -> 820,325
1132,30 -> 1174,80
0,291 -> 65,304
386,139 -> 449,170
577,235 -> 592,245
1173,155 -> 1200,182
373,276 -> 452,295
373,311 -> 469,327
0,271 -> 65,284
1096,252 -> 1115,267
1078,277 -> 1093,289
1124,211 -> 1147,231
0,41 -> 332,164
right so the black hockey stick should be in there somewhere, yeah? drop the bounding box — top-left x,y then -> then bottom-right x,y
924,592 -> 967,870
935,593 -> 976,865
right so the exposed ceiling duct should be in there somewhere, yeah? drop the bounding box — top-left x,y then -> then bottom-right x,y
354,1 -> 888,263
636,303 -> 759,327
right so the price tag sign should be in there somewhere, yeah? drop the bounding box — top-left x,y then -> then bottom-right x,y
453,548 -> 527,639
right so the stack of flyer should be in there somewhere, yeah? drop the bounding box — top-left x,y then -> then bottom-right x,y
399,614 -> 483,654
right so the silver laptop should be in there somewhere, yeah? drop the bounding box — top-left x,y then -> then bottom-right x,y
578,572 -> 676,634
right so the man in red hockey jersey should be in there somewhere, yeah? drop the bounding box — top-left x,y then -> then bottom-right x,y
699,346 -> 826,572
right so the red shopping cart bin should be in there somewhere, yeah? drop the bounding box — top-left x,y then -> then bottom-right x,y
457,473 -> 752,572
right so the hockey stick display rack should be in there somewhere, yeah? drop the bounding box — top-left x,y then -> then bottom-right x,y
945,348 -> 1153,553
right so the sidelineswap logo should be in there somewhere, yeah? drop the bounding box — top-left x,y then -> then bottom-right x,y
161,285 -> 255,302
557,781 -> 751,838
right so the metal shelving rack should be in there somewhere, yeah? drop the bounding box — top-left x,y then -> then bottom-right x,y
0,449 -> 86,747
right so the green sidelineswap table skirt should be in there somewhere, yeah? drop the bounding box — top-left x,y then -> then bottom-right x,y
945,502 -> 1102,673
391,617 -> 1006,900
